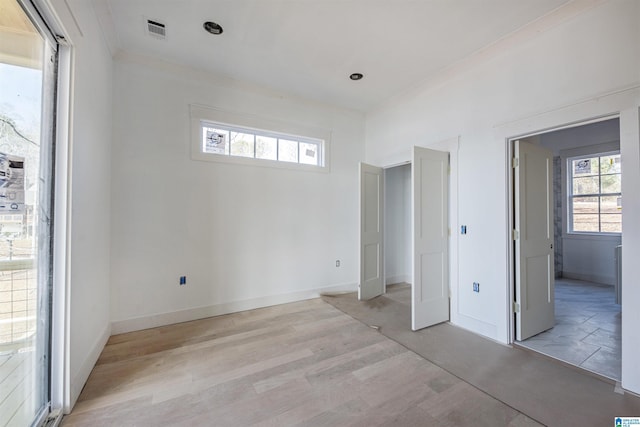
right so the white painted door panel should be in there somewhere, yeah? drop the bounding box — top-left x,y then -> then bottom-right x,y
412,147 -> 449,331
360,163 -> 384,300
515,140 -> 555,341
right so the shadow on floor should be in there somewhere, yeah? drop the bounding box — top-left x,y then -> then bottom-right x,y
322,285 -> 640,427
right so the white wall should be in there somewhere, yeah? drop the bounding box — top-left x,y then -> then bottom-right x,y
50,0 -> 114,410
384,164 -> 411,284
109,53 -> 364,332
540,119 -> 620,156
562,236 -> 620,285
365,0 -> 640,393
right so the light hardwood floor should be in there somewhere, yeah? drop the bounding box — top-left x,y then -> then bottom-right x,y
0,350 -> 34,427
63,299 -> 539,426
323,284 -> 640,427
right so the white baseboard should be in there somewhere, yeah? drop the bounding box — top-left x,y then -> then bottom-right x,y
451,313 -> 501,344
562,272 -> 614,286
385,275 -> 411,285
111,282 -> 358,335
69,322 -> 111,411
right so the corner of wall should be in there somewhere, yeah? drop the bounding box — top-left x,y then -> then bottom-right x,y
68,322 -> 111,411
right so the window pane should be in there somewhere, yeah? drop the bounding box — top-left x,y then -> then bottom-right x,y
299,142 -> 318,165
572,176 -> 598,195
203,127 -> 229,155
256,135 -> 277,160
601,195 -> 622,214
0,2 -> 52,425
278,139 -> 298,163
572,196 -> 598,214
230,132 -> 254,158
573,214 -> 599,232
600,173 -> 621,194
572,157 -> 598,176
600,214 -> 621,233
600,154 -> 621,174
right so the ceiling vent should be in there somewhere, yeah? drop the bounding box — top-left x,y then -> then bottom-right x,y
146,19 -> 166,39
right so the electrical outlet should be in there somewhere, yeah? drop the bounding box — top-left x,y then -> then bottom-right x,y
336,260 -> 341,267
473,282 -> 479,292
180,276 -> 186,285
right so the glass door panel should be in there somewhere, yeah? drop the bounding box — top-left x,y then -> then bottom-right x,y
0,0 -> 56,425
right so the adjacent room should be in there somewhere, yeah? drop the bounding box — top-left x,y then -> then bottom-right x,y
516,119 -> 623,381
1,0 -> 639,426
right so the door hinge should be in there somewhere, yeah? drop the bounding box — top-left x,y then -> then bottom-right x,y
512,157 -> 519,168
512,229 -> 519,240
448,227 -> 451,236
513,302 -> 520,313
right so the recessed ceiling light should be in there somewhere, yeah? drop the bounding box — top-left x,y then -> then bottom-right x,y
203,21 -> 223,35
350,73 -> 364,81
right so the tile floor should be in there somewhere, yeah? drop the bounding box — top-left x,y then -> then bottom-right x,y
517,278 -> 621,380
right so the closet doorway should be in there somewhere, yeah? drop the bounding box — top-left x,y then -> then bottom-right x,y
359,145 -> 451,331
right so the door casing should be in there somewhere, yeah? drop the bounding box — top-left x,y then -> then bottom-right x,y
505,114 -> 621,343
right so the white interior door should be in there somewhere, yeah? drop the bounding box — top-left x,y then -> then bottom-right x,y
514,139 -> 555,340
359,163 -> 384,300
412,147 -> 449,331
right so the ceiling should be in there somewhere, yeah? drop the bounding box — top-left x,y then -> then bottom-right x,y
103,0 -> 571,112
0,0 -> 43,69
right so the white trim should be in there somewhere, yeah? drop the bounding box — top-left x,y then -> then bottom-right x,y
13,0 -> 75,419
566,150 -> 621,235
501,85 -> 638,347
371,137 -> 460,334
385,275 -> 411,285
561,272 -> 614,287
111,282 -> 357,335
198,120 -> 325,168
51,42 -> 73,414
18,0 -> 58,48
562,233 -> 622,242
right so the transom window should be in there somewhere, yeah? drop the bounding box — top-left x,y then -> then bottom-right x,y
200,121 -> 324,167
568,152 -> 621,233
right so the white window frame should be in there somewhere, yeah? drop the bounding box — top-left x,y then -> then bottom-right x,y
567,150 -> 621,235
190,104 -> 331,172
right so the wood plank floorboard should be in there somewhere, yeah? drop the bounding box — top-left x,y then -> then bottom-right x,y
0,350 -> 34,427
322,286 -> 640,427
62,299 -> 540,427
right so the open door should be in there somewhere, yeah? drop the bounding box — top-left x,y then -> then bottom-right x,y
359,163 -> 384,300
412,147 -> 449,331
514,139 -> 555,340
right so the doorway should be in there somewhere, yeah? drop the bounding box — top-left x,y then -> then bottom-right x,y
384,163 -> 411,289
510,118 -> 622,381
382,163 -> 412,317
360,145 -> 451,332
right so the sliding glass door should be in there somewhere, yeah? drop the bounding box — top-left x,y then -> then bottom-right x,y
0,0 -> 57,425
